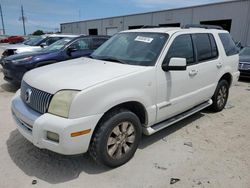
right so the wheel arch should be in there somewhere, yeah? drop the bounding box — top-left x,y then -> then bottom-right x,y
219,72 -> 232,87
89,101 -> 148,144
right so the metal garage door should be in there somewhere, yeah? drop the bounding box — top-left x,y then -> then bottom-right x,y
106,27 -> 118,36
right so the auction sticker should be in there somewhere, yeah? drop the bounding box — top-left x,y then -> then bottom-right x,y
135,36 -> 154,43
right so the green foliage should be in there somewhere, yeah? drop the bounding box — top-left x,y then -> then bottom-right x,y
32,30 -> 44,36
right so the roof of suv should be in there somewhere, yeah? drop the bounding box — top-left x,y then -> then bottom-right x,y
42,34 -> 79,38
122,27 -> 228,35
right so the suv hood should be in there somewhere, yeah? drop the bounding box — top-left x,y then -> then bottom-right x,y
23,57 -> 147,94
5,44 -> 27,50
5,44 -> 41,51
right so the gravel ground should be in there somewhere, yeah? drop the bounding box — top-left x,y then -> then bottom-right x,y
0,51 -> 250,187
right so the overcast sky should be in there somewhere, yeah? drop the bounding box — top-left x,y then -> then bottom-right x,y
0,0 -> 227,35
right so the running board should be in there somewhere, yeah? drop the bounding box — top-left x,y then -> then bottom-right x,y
143,99 -> 212,135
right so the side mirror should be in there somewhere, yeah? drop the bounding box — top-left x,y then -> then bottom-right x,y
40,42 -> 47,48
67,46 -> 78,56
162,58 -> 187,71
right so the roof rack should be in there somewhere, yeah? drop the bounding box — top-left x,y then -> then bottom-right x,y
182,24 -> 223,30
141,25 -> 160,28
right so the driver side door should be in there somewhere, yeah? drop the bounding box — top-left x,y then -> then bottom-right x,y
156,34 -> 201,123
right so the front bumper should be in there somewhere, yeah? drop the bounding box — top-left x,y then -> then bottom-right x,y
3,68 -> 25,85
239,69 -> 250,78
232,71 -> 240,85
11,92 -> 103,155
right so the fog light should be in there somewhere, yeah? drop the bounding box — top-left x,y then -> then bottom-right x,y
47,131 -> 59,143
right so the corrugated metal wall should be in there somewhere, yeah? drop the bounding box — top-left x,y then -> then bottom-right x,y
61,0 -> 250,46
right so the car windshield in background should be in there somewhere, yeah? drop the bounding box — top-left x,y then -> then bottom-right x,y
91,32 -> 169,66
42,38 -> 72,52
23,36 -> 44,46
240,47 -> 250,56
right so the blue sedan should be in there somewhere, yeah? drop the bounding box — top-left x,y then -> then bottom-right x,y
2,35 -> 110,85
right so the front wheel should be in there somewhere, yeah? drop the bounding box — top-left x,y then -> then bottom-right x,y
89,109 -> 142,167
211,80 -> 229,112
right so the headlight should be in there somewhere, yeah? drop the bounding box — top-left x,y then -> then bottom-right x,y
12,56 -> 33,64
48,90 -> 79,118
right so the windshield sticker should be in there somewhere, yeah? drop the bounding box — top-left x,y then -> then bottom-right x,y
135,36 -> 154,43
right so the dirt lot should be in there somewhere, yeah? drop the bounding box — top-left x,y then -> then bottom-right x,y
0,61 -> 250,188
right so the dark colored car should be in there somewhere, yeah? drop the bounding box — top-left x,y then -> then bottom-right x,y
239,46 -> 250,78
0,36 -> 24,43
2,35 -> 110,85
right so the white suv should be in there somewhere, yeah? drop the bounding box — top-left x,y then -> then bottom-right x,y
1,34 -> 79,57
11,26 -> 240,167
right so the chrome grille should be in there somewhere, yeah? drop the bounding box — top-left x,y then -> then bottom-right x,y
21,81 -> 53,114
239,62 -> 250,70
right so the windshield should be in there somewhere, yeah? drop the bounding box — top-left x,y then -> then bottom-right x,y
240,47 -> 250,56
42,38 -> 72,52
91,32 -> 169,66
23,36 -> 44,46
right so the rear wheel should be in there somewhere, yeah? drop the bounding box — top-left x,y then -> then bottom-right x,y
211,80 -> 229,112
89,109 -> 142,167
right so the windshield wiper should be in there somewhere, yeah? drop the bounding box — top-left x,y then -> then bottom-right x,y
98,56 -> 125,64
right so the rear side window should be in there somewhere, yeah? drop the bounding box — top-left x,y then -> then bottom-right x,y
164,34 -> 194,65
219,33 -> 239,56
192,33 -> 218,62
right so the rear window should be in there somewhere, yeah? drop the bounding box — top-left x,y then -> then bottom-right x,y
219,33 -> 239,56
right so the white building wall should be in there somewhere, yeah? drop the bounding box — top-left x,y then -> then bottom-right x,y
152,8 -> 193,26
60,0 -> 250,45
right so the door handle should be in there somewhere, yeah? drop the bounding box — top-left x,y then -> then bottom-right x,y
217,62 -> 223,68
189,69 -> 198,76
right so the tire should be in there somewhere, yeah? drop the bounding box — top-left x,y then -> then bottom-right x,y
210,79 -> 229,112
89,109 -> 142,167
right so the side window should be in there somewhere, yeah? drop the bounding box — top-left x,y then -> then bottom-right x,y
219,33 -> 239,56
164,34 -> 194,65
70,38 -> 91,50
45,37 -> 61,46
209,34 -> 218,58
93,38 -> 108,49
192,33 -> 215,62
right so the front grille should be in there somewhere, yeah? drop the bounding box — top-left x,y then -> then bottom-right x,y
2,49 -> 15,57
239,62 -> 250,70
21,81 -> 53,114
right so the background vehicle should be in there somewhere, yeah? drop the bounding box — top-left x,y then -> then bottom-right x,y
2,35 -> 109,85
11,26 -> 239,167
0,36 -> 24,44
239,46 -> 250,78
1,34 -> 78,58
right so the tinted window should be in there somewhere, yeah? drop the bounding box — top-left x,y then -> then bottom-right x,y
92,38 -> 108,49
164,34 -> 194,65
219,33 -> 239,56
193,33 -> 214,62
45,37 -> 62,46
209,34 -> 218,58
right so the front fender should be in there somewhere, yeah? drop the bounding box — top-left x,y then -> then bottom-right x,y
69,68 -> 157,125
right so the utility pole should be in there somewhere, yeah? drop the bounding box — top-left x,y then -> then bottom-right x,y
0,4 -> 5,35
21,5 -> 26,35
